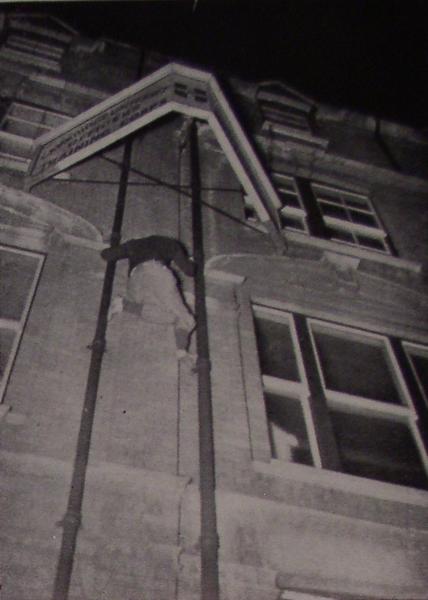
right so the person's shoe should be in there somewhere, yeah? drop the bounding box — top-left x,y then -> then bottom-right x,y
176,349 -> 197,362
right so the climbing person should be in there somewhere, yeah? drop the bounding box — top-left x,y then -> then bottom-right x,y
101,235 -> 196,359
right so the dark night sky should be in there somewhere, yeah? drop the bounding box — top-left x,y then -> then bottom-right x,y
8,1 -> 428,128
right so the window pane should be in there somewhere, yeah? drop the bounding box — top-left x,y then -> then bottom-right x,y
319,202 -> 348,220
312,327 -> 402,404
316,191 -> 342,204
279,213 -> 306,231
330,409 -> 428,490
326,226 -> 354,244
254,316 -> 299,381
356,234 -> 386,251
350,210 -> 377,228
244,205 -> 257,221
0,329 -> 16,377
344,196 -> 371,211
266,392 -> 313,465
0,249 -> 40,320
279,190 -> 300,208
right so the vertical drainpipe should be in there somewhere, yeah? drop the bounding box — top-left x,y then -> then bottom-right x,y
188,119 -> 220,600
51,137 -> 133,600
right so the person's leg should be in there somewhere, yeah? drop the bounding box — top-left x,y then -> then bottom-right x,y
126,262 -> 195,356
156,267 -> 195,357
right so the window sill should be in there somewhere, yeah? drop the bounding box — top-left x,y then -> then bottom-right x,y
253,459 -> 428,507
285,230 -> 422,274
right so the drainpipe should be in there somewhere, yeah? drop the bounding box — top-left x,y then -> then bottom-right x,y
188,119 -> 220,600
51,136 -> 133,600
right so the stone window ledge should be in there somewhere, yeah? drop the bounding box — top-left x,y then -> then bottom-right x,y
253,459 -> 428,508
286,230 -> 422,274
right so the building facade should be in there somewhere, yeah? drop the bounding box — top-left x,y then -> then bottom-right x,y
0,11 -> 428,600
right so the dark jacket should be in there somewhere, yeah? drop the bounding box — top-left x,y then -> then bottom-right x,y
101,235 -> 195,276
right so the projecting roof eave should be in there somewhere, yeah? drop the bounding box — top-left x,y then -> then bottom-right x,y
24,62 -> 286,252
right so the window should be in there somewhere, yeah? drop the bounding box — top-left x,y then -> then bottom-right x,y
260,99 -> 310,134
0,102 -> 69,139
311,184 -> 390,253
253,306 -> 317,468
256,85 -> 313,140
0,245 -> 44,402
272,173 -> 308,233
244,174 -> 391,256
253,305 -> 428,490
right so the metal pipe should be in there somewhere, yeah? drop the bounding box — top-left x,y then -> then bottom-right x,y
51,137 -> 133,600
188,119 -> 220,600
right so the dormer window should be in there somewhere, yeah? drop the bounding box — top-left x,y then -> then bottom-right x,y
260,98 -> 310,134
257,84 -> 313,141
256,82 -> 328,151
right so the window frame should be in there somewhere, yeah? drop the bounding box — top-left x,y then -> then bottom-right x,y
402,341 -> 428,410
243,172 -> 395,260
253,305 -> 322,468
252,303 -> 428,490
0,244 -> 44,403
272,172 -> 309,234
310,183 -> 391,254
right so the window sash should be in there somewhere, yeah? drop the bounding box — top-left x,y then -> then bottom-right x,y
311,183 -> 391,253
272,173 -> 309,233
254,306 -> 322,467
307,319 -> 414,412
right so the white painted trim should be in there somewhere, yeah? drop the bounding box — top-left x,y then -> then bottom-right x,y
279,592 -> 335,600
0,319 -> 20,331
307,318 -> 416,411
0,245 -> 44,403
262,375 -> 303,397
0,130 -> 33,149
206,269 -> 246,285
402,341 -> 428,407
253,304 -> 322,468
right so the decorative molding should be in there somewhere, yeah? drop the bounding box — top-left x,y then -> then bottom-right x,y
205,253 -> 428,341
0,183 -> 102,244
